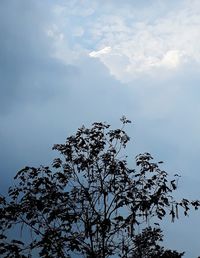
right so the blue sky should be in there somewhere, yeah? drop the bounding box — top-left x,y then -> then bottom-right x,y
1,0 -> 200,256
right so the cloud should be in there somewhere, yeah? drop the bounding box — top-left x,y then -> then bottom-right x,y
48,0 -> 200,82
89,46 -> 112,57
160,50 -> 182,68
0,0 -> 76,113
87,1 -> 200,81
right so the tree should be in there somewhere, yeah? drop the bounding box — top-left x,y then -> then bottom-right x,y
0,117 -> 199,257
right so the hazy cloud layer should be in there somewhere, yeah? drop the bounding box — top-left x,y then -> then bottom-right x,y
0,0 -> 76,114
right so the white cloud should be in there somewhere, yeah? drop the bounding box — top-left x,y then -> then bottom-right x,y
48,0 -> 200,82
87,1 -> 200,81
160,50 -> 183,69
89,46 -> 112,57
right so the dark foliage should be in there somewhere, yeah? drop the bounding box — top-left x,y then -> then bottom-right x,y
0,117 -> 199,257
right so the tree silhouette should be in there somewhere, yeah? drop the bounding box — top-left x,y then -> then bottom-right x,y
0,117 -> 199,257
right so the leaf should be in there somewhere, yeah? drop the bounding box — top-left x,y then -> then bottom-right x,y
114,216 -> 124,221
11,240 -> 24,245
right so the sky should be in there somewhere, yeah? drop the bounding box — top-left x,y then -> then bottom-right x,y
1,0 -> 200,256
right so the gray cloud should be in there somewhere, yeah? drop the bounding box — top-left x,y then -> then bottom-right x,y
0,0 -> 76,114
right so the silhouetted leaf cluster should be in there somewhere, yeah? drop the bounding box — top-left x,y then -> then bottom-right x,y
0,117 -> 199,257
